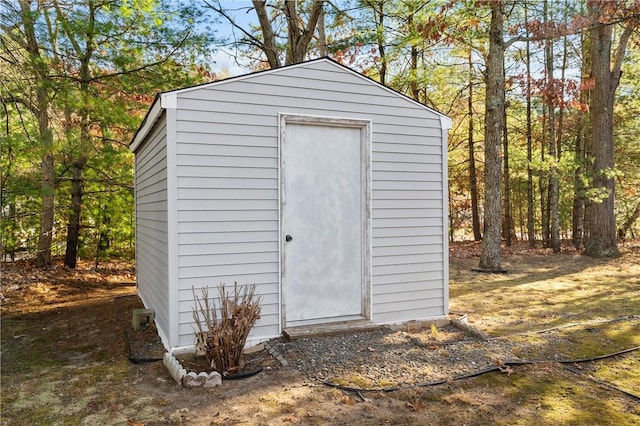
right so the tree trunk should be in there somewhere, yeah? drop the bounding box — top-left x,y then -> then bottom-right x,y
283,0 -> 324,65
468,50 -> 481,241
503,102 -> 512,246
36,129 -> 55,268
19,0 -> 55,268
573,29 -> 590,248
545,0 -> 560,253
540,104 -> 549,248
478,1 -> 504,271
525,1 -> 535,247
408,12 -> 419,101
57,0 -> 95,268
64,158 -> 86,268
584,4 -> 627,258
618,201 -> 640,239
317,3 -> 328,57
252,1 -> 282,68
373,0 -> 387,85
572,110 -> 587,248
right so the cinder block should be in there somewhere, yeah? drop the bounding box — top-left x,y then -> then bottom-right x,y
132,309 -> 154,331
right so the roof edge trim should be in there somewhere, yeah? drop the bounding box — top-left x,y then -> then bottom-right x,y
129,57 -> 452,150
130,96 -> 163,153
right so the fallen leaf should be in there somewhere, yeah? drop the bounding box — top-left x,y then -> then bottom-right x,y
499,365 -> 515,376
406,400 -> 426,412
341,395 -> 355,406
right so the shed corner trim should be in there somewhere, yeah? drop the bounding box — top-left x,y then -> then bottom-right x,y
440,115 -> 453,130
160,92 -> 178,109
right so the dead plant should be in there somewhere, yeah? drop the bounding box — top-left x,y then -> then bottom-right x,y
192,282 -> 261,374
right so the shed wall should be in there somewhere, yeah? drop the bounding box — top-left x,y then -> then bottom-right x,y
134,114 -> 171,346
171,60 -> 447,347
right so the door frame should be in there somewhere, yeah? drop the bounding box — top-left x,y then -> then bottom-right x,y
278,113 -> 372,329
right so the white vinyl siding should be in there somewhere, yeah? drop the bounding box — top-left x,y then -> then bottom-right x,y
171,60 -> 446,346
134,114 -> 170,346
132,59 -> 449,350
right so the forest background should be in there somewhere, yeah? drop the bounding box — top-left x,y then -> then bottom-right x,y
1,0 -> 639,270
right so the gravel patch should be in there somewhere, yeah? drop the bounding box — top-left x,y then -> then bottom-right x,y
266,318 -> 640,389
268,325 -> 521,388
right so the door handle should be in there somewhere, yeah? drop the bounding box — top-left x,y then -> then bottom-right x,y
285,235 -> 293,242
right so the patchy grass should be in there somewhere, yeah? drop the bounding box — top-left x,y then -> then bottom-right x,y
450,242 -> 640,335
1,247 -> 639,425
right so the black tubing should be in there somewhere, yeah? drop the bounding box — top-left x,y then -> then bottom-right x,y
223,367 -> 263,380
557,346 -> 640,364
320,346 -> 640,398
564,366 -> 640,401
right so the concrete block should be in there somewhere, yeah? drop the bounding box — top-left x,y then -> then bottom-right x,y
182,371 -> 221,388
164,352 -> 186,386
132,309 -> 154,331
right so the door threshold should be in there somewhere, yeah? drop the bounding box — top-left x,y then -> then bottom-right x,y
283,320 -> 382,340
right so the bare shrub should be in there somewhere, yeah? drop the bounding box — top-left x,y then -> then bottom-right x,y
192,282 -> 261,374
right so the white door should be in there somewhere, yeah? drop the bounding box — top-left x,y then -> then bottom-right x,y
281,117 -> 370,326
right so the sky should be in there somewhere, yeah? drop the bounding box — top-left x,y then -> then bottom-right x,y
206,1 -> 257,76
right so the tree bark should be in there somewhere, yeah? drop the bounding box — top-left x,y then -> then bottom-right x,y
584,3 -> 630,258
372,0 -> 387,85
468,50 -> 481,241
18,0 -> 55,268
502,101 -> 512,246
283,0 -> 324,65
252,1 -> 282,68
618,201 -> 640,239
478,1 -> 504,271
317,2 -> 328,57
545,0 -> 560,253
408,11 -> 419,101
540,104 -> 549,248
64,157 -> 86,268
525,1 -> 535,247
573,24 -> 589,248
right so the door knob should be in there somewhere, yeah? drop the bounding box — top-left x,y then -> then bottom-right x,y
285,235 -> 293,242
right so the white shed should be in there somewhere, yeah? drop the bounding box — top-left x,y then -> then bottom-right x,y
130,58 -> 452,352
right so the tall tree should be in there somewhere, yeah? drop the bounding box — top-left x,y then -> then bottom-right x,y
479,0 -> 505,271
544,0 -> 561,253
524,1 -> 536,247
572,29 -> 590,249
468,49 -> 481,241
2,1 -> 56,267
2,0 -> 213,266
205,0 -> 325,68
584,0 -> 637,258
502,90 -> 512,246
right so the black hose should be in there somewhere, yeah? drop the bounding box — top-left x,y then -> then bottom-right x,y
223,367 -> 263,380
564,366 -> 640,401
321,345 -> 640,399
557,346 -> 640,364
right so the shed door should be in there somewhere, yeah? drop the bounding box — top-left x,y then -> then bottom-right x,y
281,117 -> 370,327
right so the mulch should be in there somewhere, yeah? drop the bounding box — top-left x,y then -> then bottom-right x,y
115,295 -> 166,364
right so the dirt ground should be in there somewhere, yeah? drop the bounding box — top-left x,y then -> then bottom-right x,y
1,242 -> 639,425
